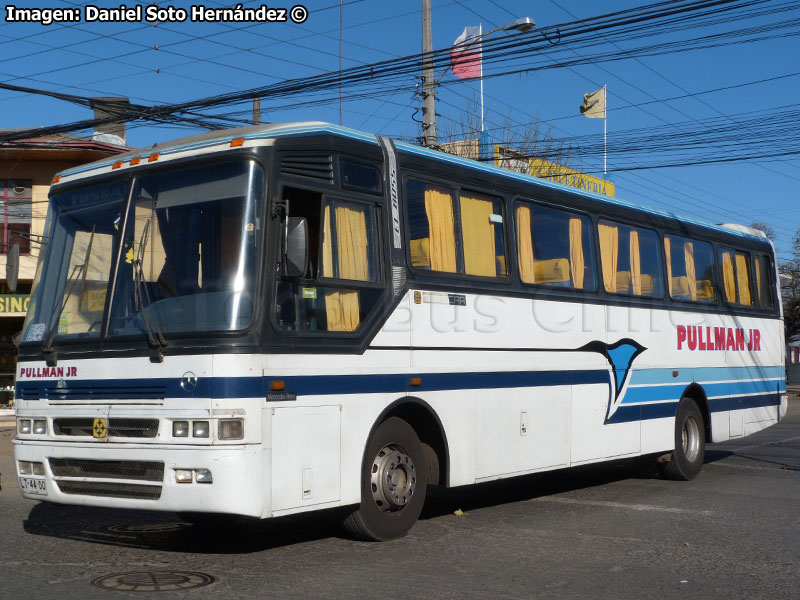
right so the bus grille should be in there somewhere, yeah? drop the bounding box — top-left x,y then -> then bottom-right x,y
49,458 -> 164,482
53,418 -> 160,438
56,481 -> 162,500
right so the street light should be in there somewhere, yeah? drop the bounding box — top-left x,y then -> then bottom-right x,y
420,3 -> 535,148
472,17 -> 535,157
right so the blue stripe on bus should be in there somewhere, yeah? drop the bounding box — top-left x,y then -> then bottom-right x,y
622,376 -> 785,404
19,369 -> 610,400
607,392 -> 781,424
628,365 -> 785,386
16,369 -> 782,423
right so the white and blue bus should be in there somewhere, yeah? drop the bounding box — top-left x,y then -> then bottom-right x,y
13,122 -> 787,540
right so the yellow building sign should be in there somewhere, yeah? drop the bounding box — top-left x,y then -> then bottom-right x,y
494,146 -> 614,197
0,294 -> 30,314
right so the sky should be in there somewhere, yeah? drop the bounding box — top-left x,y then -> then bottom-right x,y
2,0 -> 799,261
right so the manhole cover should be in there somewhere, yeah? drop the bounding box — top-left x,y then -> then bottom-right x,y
108,523 -> 190,534
91,571 -> 216,592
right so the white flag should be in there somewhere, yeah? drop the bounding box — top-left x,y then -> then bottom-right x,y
580,87 -> 606,119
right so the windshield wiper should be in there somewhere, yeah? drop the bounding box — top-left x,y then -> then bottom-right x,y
43,225 -> 96,366
130,220 -> 167,363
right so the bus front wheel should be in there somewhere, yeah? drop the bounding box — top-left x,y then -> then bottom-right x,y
343,417 -> 428,541
661,397 -> 705,481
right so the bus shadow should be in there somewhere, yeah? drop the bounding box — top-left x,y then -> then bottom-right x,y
23,454 -> 731,552
22,502 -> 348,554
421,456 -> 661,520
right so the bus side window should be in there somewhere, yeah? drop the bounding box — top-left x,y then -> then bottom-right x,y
663,235 -> 715,303
719,248 -> 753,306
516,202 -> 596,290
754,255 -> 775,310
407,180 -> 458,273
599,220 -> 662,297
459,192 -> 506,278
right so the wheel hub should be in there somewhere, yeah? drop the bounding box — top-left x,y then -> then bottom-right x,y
370,444 -> 417,512
682,415 -> 700,462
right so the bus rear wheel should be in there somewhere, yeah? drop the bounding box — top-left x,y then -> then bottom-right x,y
343,417 -> 427,541
661,397 -> 705,481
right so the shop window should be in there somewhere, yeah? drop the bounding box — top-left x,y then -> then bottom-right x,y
1,180 -> 32,254
599,220 -> 662,297
517,202 -> 595,290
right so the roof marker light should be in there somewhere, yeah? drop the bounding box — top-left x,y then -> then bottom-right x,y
148,153 -> 160,162
230,138 -> 244,147
112,161 -> 123,169
130,157 -> 141,165
51,175 -> 61,184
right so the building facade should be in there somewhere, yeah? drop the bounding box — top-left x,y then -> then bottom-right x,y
0,133 -> 126,405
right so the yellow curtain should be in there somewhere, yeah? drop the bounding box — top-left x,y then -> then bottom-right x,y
322,205 -> 334,278
722,251 -> 736,302
598,223 -> 618,293
629,229 -> 642,296
425,188 -> 457,273
685,241 -> 697,301
755,257 -> 763,304
569,217 -> 585,289
664,236 -> 673,296
460,195 -> 496,277
516,206 -> 535,283
322,204 -> 368,332
735,253 -> 751,305
335,206 -> 369,281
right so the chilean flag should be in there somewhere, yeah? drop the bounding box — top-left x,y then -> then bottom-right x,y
450,25 -> 482,80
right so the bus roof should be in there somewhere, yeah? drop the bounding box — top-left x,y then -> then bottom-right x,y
54,121 -> 767,245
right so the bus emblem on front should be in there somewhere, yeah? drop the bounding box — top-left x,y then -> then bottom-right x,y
93,418 -> 108,439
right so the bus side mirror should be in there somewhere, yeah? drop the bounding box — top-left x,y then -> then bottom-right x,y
284,217 -> 308,278
5,240 -> 19,293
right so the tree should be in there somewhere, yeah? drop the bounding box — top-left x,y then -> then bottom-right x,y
750,221 -> 776,242
438,97 -> 578,174
781,227 -> 800,341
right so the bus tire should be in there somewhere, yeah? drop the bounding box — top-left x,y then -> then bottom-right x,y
661,397 -> 705,481
343,417 -> 427,541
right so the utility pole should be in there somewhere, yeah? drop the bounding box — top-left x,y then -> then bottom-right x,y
253,98 -> 261,125
421,0 -> 436,147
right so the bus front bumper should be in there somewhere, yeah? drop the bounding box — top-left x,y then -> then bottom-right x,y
12,440 -> 266,517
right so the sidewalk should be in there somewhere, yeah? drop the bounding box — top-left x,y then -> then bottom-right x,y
0,408 -> 15,428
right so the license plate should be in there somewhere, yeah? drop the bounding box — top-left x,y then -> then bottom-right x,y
19,477 -> 47,496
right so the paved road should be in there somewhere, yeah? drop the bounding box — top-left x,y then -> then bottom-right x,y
1,400 -> 798,599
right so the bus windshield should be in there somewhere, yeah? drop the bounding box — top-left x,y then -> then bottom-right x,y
21,160 -> 263,345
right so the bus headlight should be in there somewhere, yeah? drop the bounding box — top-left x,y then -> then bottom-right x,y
18,419 -> 31,435
175,469 -> 193,483
33,420 -> 47,435
192,421 -> 209,438
172,421 -> 189,437
218,419 -> 244,440
18,461 -> 32,475
195,469 -> 213,483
